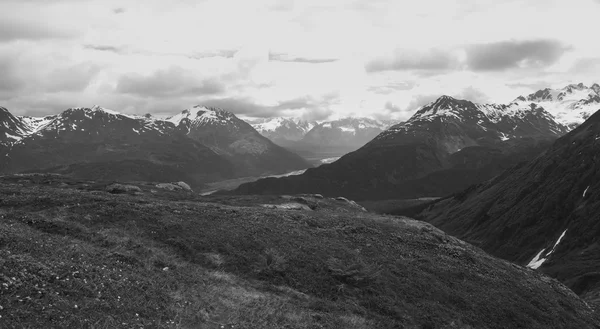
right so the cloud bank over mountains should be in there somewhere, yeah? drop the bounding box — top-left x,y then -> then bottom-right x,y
0,0 -> 599,121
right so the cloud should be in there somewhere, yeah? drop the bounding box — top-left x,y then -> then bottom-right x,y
116,67 -> 225,97
570,58 -> 600,74
0,44 -> 101,95
201,98 -> 279,117
368,81 -> 417,95
191,50 -> 238,59
454,86 -> 490,104
84,44 -> 125,53
83,45 -> 236,60
0,58 -> 23,92
269,52 -> 338,64
405,94 -> 441,111
0,10 -> 78,42
46,63 -> 102,92
198,93 -> 338,121
465,39 -> 570,71
506,81 -> 553,90
365,49 -> 459,73
113,7 -> 125,14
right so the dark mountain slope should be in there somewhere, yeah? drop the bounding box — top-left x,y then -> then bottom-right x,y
229,96 -> 567,200
167,106 -> 309,176
2,107 -> 234,186
0,175 -> 598,328
0,106 -> 30,145
414,108 -> 600,302
0,106 -> 31,157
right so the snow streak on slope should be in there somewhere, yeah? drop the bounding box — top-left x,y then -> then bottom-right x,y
527,229 -> 568,269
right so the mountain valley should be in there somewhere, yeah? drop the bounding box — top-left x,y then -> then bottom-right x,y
3,83 -> 600,327
252,117 -> 394,161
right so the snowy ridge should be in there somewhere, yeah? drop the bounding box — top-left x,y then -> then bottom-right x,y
18,106 -> 173,139
513,83 -> 600,128
252,117 -> 314,133
166,105 -> 236,126
1,105 -> 245,145
250,117 -> 317,142
316,117 -> 391,133
378,94 -> 567,141
20,115 -> 56,133
410,96 -> 466,122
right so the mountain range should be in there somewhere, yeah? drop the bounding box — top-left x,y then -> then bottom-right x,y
251,117 -> 394,158
513,83 -> 600,129
229,90 -> 577,200
4,82 -> 600,326
0,105 -> 308,187
3,82 -> 599,196
250,117 -> 316,144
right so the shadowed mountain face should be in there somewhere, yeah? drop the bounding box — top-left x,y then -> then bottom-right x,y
228,96 -> 568,200
414,109 -> 600,304
0,106 -> 308,187
168,106 -> 309,177
2,107 -> 234,185
0,106 -> 30,145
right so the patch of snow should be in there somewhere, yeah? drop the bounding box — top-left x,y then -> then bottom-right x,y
166,106 -> 229,126
322,122 -> 332,128
320,157 -> 340,164
90,105 -> 140,119
527,229 -> 568,269
5,133 -> 22,141
526,249 -> 547,269
19,115 -> 56,134
339,126 -> 356,134
267,169 -> 306,178
252,117 -> 288,132
583,186 -> 590,197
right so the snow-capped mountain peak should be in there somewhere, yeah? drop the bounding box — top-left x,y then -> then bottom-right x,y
513,82 -> 600,129
251,117 -> 317,142
252,117 -> 314,133
166,106 -> 236,126
411,96 -> 476,122
378,94 -> 567,145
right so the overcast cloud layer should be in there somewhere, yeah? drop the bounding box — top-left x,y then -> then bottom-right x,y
0,0 -> 599,121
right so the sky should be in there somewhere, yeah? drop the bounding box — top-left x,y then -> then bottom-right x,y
1,0 -> 599,121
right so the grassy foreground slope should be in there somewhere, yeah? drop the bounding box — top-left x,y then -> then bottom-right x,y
0,175 -> 598,328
